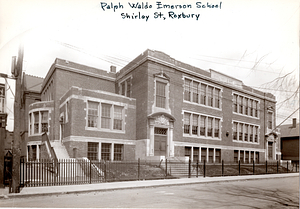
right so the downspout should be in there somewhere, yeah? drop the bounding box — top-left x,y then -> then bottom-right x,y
264,93 -> 266,160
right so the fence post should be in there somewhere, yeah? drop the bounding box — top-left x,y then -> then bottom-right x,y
138,158 -> 140,181
277,161 -> 279,173
221,160 -> 224,176
253,160 -> 255,175
203,160 -> 206,178
104,161 -> 107,182
188,158 -> 191,178
287,161 -> 288,173
266,161 -> 267,174
296,163 -> 298,173
89,159 -> 92,184
238,160 -> 240,176
196,160 -> 199,178
165,159 -> 168,178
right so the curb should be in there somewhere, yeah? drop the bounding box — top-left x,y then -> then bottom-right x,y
1,173 -> 298,199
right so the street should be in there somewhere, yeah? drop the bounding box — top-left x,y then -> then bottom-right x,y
1,176 -> 298,208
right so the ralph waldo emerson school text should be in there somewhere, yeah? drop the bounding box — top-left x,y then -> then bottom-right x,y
100,2 -> 223,21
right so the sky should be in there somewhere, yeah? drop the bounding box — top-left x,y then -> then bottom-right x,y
0,0 -> 299,131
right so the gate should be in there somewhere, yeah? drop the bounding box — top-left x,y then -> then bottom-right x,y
4,151 -> 12,186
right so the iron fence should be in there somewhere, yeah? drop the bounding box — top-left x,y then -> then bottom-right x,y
19,158 -> 297,187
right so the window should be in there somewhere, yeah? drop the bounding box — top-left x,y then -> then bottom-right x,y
192,81 -> 199,103
238,96 -> 243,114
156,81 -> 166,108
255,152 -> 259,163
250,151 -> 254,163
267,112 -> 273,129
88,101 -> 98,128
254,126 -> 258,142
185,147 -> 191,157
207,117 -> 213,137
184,113 -> 191,134
200,84 -> 206,105
113,106 -> 123,130
101,104 -> 111,129
29,113 -> 32,135
121,82 -> 125,96
87,102 -> 125,131
233,122 -> 237,140
239,123 -> 243,141
233,95 -> 238,113
200,116 -> 206,136
249,125 -> 253,142
184,78 -> 221,109
34,112 -> 39,134
120,78 -> 131,97
208,148 -> 214,163
234,150 -> 238,163
193,147 -> 199,161
114,144 -> 123,161
41,111 -> 48,132
214,118 -> 220,138
201,148 -> 207,162
233,121 -> 259,144
214,89 -> 220,108
65,102 -> 69,123
101,143 -> 111,161
184,79 -> 191,101
240,150 -> 244,163
215,149 -> 221,163
244,124 -> 248,141
155,127 -> 167,135
207,86 -> 213,107
249,99 -> 253,116
244,98 -> 248,115
192,114 -> 198,135
29,111 -> 49,135
88,142 -> 98,161
234,94 -> 259,118
245,151 -> 249,163
254,101 -> 258,117
185,112 -> 220,139
0,84 -> 5,113
126,78 -> 131,98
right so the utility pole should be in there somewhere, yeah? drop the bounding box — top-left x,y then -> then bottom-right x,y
11,43 -> 23,193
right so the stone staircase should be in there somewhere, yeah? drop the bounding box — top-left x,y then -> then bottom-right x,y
51,141 -> 70,159
161,157 -> 200,178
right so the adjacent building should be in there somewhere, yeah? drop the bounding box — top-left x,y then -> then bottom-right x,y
23,49 -> 279,163
280,118 -> 299,163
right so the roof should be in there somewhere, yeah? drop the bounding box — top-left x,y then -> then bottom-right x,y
23,74 -> 44,93
41,58 -> 116,92
116,49 -> 276,101
279,123 -> 299,138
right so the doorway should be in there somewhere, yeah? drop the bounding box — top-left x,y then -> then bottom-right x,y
154,127 -> 167,156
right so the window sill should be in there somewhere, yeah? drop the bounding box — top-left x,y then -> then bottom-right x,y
183,100 -> 222,111
85,127 -> 125,134
232,140 -> 259,144
29,132 -> 49,137
183,134 -> 221,141
233,112 -> 259,119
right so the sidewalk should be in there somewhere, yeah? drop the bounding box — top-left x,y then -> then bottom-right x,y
1,173 -> 298,199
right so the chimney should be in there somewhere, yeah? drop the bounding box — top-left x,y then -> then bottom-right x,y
110,66 -> 116,73
292,118 -> 297,128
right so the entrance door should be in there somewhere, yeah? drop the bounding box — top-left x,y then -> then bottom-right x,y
154,136 -> 166,156
154,128 -> 167,156
268,142 -> 273,160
